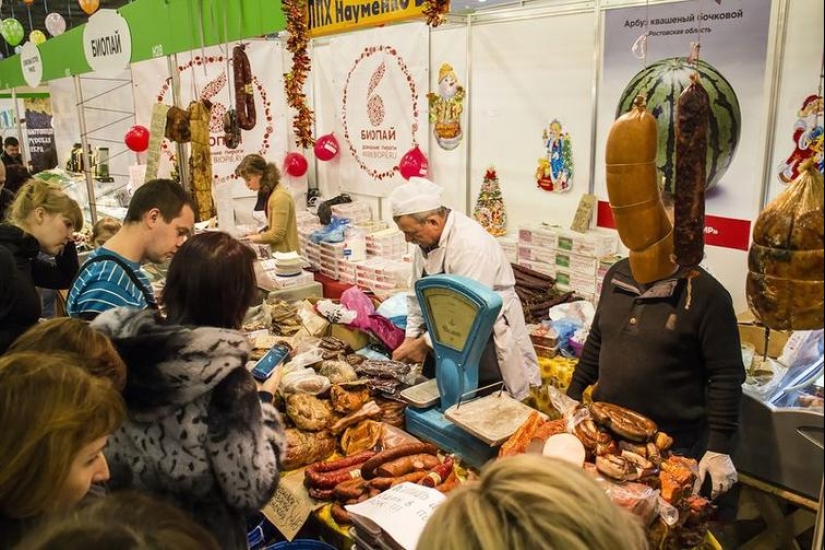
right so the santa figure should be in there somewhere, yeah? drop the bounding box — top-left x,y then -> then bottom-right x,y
428,63 -> 466,150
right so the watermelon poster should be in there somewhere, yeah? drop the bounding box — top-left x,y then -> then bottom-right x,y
596,0 -> 771,251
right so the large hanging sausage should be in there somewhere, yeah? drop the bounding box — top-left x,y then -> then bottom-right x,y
188,101 -> 215,222
233,44 -> 256,131
605,95 -> 676,283
674,73 -> 710,267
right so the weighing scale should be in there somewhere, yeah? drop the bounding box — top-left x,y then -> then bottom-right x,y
402,274 -> 539,468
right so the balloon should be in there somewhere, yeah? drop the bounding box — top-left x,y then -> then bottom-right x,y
78,0 -> 100,15
313,133 -> 340,162
397,146 -> 429,180
124,125 -> 150,153
14,46 -> 23,55
30,30 -> 47,46
283,152 -> 309,177
1,19 -> 25,47
45,13 -> 67,37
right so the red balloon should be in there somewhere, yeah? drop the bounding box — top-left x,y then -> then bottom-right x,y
314,133 -> 339,162
284,152 -> 309,177
398,146 -> 429,180
124,125 -> 150,153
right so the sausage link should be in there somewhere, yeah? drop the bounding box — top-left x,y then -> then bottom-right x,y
233,45 -> 256,131
360,443 -> 439,480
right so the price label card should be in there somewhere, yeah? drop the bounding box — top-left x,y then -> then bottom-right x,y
261,470 -> 316,541
570,194 -> 597,233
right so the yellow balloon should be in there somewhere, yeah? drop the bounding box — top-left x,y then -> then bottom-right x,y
79,0 -> 100,16
30,30 -> 47,46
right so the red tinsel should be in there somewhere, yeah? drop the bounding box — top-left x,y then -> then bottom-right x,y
282,0 -> 315,149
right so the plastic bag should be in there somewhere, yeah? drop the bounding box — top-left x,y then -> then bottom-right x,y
380,422 -> 421,449
288,348 -> 326,371
319,360 -> 358,384
317,193 -> 352,225
340,287 -> 377,330
310,217 -> 349,244
375,292 -> 409,329
547,385 -> 580,417
552,318 -> 584,358
583,463 -> 660,526
279,368 -> 331,396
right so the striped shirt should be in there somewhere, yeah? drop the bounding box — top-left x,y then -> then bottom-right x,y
66,248 -> 155,318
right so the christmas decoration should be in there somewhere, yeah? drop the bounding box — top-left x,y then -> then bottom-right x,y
536,119 -> 573,193
124,125 -> 150,152
284,152 -> 309,177
282,0 -> 315,149
428,63 -> 466,151
314,132 -> 340,161
473,167 -> 508,237
778,94 -> 823,183
423,0 -> 450,27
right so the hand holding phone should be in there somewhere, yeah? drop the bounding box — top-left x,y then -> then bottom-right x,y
251,344 -> 290,382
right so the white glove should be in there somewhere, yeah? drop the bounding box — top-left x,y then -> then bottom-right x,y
695,451 -> 738,499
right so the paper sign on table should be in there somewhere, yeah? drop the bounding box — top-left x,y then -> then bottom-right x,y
345,482 -> 446,550
261,470 -> 315,541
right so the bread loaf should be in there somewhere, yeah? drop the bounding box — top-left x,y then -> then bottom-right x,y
747,160 -> 824,330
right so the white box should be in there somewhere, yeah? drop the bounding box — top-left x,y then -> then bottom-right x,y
555,228 -> 618,258
518,244 -> 556,265
516,258 -> 556,278
570,273 -> 599,295
518,224 -> 560,248
554,250 -> 599,278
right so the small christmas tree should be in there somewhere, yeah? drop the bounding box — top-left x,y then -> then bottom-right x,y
473,166 -> 507,237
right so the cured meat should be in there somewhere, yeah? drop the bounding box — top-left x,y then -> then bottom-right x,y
330,384 -> 371,414
340,420 -> 383,456
286,394 -> 332,431
233,44 -> 256,131
590,402 -> 658,443
674,73 -> 710,267
223,108 -> 241,150
747,160 -> 824,329
282,429 -> 335,470
329,400 -> 383,435
187,101 -> 215,222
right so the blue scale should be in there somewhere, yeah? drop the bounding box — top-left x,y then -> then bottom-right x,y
402,274 -> 505,468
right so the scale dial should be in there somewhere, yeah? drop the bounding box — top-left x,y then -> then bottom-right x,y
421,288 -> 479,352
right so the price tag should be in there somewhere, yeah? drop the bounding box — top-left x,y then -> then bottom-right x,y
570,194 -> 597,233
261,470 -> 315,541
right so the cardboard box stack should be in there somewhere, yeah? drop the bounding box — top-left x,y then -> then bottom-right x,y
355,258 -> 410,299
331,201 -> 373,224
497,235 -> 519,264
517,224 -> 620,303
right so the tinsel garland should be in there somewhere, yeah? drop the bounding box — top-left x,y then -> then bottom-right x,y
283,0 -> 315,149
423,0 -> 450,27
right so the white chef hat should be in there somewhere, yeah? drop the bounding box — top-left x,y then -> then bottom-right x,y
389,177 -> 444,217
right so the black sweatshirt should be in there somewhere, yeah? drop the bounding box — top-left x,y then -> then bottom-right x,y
0,223 -> 79,353
567,259 -> 745,454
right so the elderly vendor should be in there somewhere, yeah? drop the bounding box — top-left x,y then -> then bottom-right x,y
389,177 -> 540,401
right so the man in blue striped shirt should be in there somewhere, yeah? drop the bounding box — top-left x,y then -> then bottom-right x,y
67,179 -> 195,319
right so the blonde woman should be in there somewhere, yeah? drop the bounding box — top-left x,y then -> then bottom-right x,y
0,178 -> 83,352
418,455 -> 649,550
0,352 -> 125,548
235,153 -> 299,253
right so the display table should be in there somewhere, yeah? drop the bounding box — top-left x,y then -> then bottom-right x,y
313,272 -> 354,300
737,473 -> 819,550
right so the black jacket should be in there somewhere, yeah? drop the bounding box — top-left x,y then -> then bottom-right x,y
568,259 -> 745,454
0,223 -> 79,353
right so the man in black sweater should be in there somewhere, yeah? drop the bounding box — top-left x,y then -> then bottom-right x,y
567,258 -> 744,500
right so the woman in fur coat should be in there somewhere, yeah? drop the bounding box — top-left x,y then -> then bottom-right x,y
92,232 -> 285,550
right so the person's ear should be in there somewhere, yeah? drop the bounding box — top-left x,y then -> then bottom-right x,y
145,208 -> 161,228
33,206 -> 46,224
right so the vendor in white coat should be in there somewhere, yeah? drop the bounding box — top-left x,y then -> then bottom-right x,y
389,177 -> 541,401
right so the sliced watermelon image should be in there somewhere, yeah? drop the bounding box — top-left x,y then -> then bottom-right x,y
616,58 -> 741,197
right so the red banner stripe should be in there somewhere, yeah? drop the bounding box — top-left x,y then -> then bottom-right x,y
597,200 -> 752,251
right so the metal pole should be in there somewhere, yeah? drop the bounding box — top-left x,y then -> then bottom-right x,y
167,54 -> 192,194
758,0 -> 790,209
73,75 -> 99,224
812,476 -> 824,550
464,13 -> 473,216
10,87 -> 30,170
587,0 -> 603,196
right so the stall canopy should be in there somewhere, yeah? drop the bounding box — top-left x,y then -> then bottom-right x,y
0,0 -> 285,90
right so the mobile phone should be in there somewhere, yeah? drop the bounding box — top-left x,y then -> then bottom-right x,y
251,344 -> 291,382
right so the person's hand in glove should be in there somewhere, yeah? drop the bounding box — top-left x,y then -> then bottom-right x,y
695,451 -> 738,499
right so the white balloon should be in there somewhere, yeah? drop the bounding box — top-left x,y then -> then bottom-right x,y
45,13 -> 67,37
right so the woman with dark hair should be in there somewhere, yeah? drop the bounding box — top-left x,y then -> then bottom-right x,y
235,153 -> 299,253
90,232 -> 286,550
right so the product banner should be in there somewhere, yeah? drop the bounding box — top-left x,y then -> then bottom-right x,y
308,0 -> 430,38
596,0 -> 772,250
331,23 -> 429,196
130,40 -> 289,199
23,97 -> 58,173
